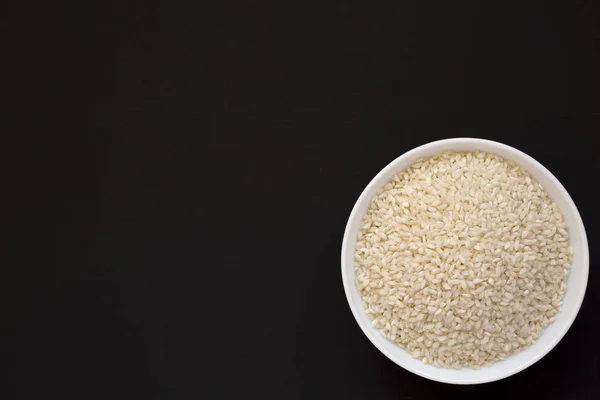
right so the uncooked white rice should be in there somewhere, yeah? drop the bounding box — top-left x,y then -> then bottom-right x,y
354,151 -> 572,368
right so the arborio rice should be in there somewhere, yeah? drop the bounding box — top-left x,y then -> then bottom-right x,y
354,151 -> 572,368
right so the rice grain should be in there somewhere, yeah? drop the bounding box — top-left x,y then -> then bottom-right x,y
354,151 -> 571,368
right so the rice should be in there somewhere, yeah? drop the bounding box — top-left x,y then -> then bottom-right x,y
354,151 -> 572,368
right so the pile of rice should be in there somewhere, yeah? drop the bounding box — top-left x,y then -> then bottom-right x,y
354,151 -> 572,368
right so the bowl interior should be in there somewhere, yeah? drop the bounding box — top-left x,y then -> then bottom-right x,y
341,138 -> 589,384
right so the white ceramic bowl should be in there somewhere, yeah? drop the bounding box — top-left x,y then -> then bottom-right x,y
341,138 -> 589,384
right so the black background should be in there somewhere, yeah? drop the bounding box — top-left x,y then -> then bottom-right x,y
5,0 -> 600,398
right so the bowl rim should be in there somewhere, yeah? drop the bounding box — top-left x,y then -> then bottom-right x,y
340,138 -> 589,384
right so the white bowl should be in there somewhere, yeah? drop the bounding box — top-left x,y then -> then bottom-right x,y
341,138 -> 589,384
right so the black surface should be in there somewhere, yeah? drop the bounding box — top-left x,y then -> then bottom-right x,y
6,0 -> 600,398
